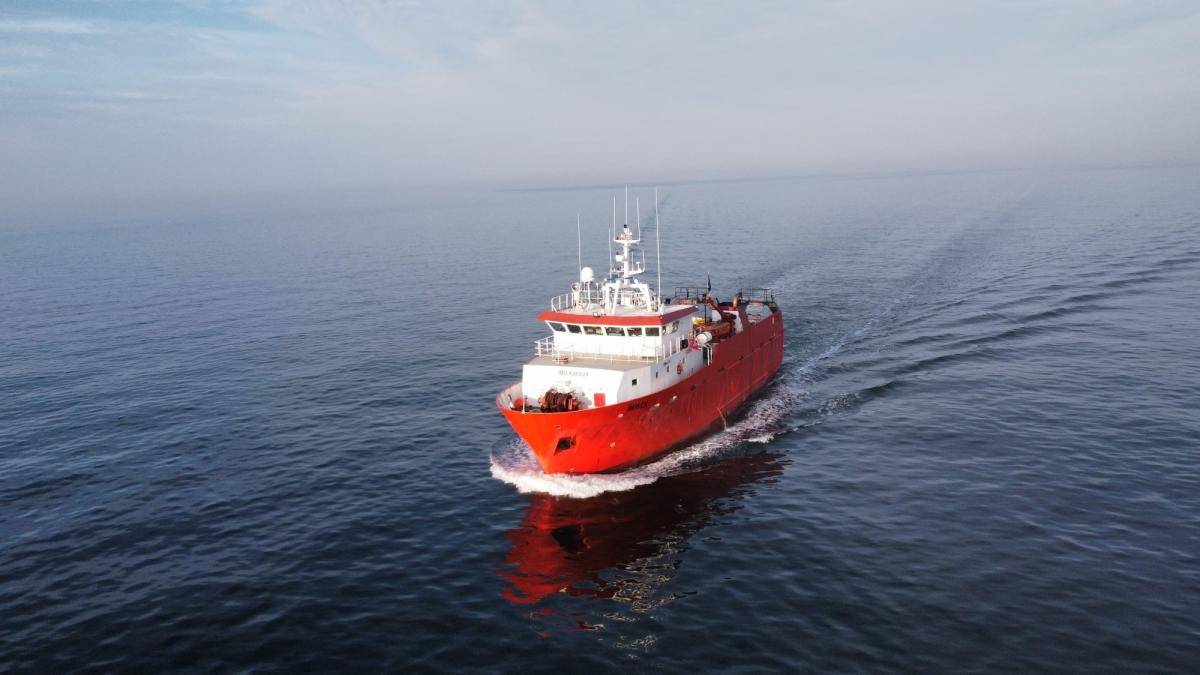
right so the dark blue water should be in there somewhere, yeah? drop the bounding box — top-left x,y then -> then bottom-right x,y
2,166 -> 1199,671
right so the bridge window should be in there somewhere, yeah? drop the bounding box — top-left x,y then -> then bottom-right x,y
583,325 -> 602,335
626,327 -> 642,337
646,326 -> 661,336
548,322 -> 566,332
669,320 -> 679,334
566,324 -> 582,334
605,327 -> 624,336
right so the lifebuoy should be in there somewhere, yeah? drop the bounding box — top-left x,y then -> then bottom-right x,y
676,362 -> 684,375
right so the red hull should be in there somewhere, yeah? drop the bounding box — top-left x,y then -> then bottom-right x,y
498,309 -> 784,474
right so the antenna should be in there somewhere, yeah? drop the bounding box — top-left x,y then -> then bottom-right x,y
636,197 -> 641,240
610,197 -> 615,275
576,212 -> 582,279
655,187 -> 661,306
624,185 -> 629,227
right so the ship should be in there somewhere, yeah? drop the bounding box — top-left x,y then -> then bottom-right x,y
496,191 -> 784,474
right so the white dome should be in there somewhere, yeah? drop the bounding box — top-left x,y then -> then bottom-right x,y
580,266 -> 594,283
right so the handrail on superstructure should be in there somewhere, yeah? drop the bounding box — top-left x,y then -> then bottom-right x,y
550,288 -> 604,311
534,336 -> 663,363
673,286 -> 711,302
550,293 -> 573,311
738,288 -> 777,304
613,287 -> 648,308
674,285 -> 779,308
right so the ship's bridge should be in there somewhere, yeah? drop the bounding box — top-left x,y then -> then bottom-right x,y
535,302 -> 697,364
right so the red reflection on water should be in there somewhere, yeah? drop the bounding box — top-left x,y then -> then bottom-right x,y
499,452 -> 784,605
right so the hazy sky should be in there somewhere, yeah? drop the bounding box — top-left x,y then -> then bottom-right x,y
1,1 -> 1198,206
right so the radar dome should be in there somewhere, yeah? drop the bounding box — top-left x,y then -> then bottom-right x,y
580,266 -> 595,283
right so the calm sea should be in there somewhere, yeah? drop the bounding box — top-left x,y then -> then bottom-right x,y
2,166 -> 1198,671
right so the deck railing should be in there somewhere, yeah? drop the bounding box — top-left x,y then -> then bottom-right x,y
549,293 -> 573,311
534,336 -> 663,363
738,287 -> 777,304
550,288 -> 605,311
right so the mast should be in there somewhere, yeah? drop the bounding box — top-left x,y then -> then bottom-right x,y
636,197 -> 641,240
655,188 -> 661,307
601,188 -> 651,310
636,196 -> 644,289
576,212 -> 582,279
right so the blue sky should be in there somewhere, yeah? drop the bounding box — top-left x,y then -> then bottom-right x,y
1,1 -> 1198,207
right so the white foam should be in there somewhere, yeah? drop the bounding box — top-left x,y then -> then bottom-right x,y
489,443 -> 661,498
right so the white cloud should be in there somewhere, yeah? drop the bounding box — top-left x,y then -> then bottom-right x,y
0,19 -> 99,35
0,0 -> 1198,205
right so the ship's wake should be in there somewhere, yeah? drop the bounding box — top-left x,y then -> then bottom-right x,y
488,386 -> 800,499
